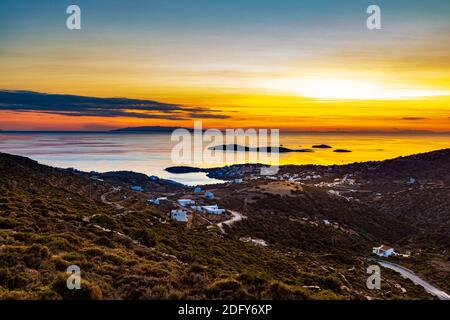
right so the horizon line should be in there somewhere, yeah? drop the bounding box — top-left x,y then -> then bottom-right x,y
1,128 -> 450,135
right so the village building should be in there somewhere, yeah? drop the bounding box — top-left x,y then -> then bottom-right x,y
240,237 -> 268,247
192,205 -> 225,215
251,239 -> 267,247
372,245 -> 395,257
204,191 -> 215,199
202,205 -> 225,215
178,199 -> 195,206
148,197 -> 168,205
194,187 -> 202,193
170,209 -> 187,222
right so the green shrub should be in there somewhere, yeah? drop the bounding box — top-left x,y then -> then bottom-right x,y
52,274 -> 103,300
206,279 -> 253,300
23,244 -> 50,268
264,281 -> 311,300
0,218 -> 16,229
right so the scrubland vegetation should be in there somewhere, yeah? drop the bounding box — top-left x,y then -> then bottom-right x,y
0,152 -> 445,300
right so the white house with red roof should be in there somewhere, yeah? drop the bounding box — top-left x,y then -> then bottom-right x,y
372,245 -> 395,257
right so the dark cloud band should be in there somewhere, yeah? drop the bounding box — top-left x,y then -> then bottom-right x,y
0,90 -> 230,120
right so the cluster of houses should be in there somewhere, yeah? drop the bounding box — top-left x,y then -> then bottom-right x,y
167,199 -> 227,223
178,198 -> 226,215
254,171 -> 325,183
280,172 -> 322,182
209,165 -> 248,180
207,164 -> 270,182
311,174 -> 359,201
132,175 -> 231,224
147,191 -> 227,223
314,174 -> 356,188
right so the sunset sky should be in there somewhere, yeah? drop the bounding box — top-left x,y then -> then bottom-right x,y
0,0 -> 449,131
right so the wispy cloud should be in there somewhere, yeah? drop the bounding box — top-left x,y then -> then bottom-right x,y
0,90 -> 229,120
402,117 -> 426,120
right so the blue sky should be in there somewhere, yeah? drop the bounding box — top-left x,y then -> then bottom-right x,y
2,0 -> 449,35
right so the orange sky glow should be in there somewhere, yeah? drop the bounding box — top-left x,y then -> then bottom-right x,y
1,1 -> 449,132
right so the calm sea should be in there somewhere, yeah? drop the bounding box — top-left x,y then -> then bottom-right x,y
0,132 -> 449,185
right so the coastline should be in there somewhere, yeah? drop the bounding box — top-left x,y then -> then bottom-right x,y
1,131 -> 449,185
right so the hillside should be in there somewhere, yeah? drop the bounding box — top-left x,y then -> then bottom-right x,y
202,149 -> 450,292
0,151 -> 447,299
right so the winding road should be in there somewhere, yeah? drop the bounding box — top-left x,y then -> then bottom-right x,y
101,188 -> 124,210
217,210 -> 244,234
377,260 -> 450,300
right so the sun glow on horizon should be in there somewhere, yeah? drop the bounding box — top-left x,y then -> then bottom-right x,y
259,78 -> 450,100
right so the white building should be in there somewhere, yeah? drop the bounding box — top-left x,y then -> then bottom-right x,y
372,245 -> 395,257
251,239 -> 268,247
148,197 -> 168,205
202,205 -> 225,215
192,205 -> 225,215
170,209 -> 187,222
204,191 -> 215,199
178,199 -> 195,206
240,237 -> 268,247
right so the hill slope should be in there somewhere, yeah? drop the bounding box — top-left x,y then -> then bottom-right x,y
0,151 -> 445,299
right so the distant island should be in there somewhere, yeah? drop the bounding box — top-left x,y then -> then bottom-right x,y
0,126 -> 192,134
334,149 -> 352,153
209,144 -> 314,153
312,144 -> 333,149
110,126 -> 192,133
165,166 -> 213,174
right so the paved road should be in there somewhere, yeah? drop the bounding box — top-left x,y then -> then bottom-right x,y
101,188 -> 124,210
377,260 -> 450,300
217,210 -> 243,234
